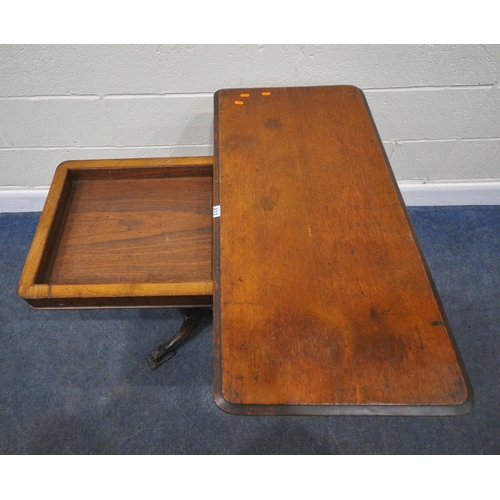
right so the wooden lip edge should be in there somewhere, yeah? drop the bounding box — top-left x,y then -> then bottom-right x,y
212,390 -> 474,416
57,156 -> 214,170
18,161 -> 71,294
212,88 -> 224,414
211,85 -> 474,416
214,84 -> 361,97
19,282 -> 214,300
18,156 -> 215,299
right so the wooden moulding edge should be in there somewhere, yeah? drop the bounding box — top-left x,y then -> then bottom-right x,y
56,156 -> 214,170
19,282 -> 214,300
212,390 -> 474,417
212,89 -> 224,417
18,161 -> 72,295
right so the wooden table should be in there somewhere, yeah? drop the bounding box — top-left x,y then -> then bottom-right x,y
19,85 -> 472,415
213,85 -> 472,415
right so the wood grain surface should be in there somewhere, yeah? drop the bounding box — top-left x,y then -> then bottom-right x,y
18,157 -> 213,308
213,86 -> 472,415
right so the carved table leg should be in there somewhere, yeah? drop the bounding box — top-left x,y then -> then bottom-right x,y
146,307 -> 211,370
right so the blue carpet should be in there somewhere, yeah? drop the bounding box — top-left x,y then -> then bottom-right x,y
1,207 -> 499,454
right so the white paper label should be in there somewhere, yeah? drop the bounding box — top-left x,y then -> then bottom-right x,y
213,205 -> 220,218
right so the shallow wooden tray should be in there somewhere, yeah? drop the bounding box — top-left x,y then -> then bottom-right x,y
18,157 -> 213,308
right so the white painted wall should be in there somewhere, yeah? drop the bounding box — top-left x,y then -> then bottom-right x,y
1,44 -> 499,190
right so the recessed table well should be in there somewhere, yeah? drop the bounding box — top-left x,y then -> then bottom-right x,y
18,157 -> 213,309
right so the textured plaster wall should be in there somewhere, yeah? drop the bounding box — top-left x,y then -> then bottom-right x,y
1,44 -> 499,188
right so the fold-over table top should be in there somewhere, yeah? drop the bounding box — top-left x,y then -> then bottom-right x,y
213,85 -> 472,415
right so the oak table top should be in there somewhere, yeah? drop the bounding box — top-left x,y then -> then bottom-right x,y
213,85 -> 472,415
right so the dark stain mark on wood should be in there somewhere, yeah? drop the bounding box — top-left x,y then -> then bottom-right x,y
264,118 -> 282,129
261,197 -> 276,211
